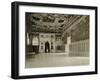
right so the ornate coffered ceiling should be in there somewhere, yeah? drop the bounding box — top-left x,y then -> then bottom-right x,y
26,13 -> 83,33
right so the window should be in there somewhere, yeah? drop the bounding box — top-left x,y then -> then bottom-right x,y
51,46 -> 53,49
41,42 -> 43,49
41,46 -> 43,49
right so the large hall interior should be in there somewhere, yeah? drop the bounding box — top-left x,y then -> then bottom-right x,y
25,12 -> 89,68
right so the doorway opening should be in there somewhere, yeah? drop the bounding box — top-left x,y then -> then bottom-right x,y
45,41 -> 50,53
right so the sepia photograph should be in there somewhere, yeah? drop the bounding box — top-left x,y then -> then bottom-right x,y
25,12 -> 90,68
11,1 -> 97,79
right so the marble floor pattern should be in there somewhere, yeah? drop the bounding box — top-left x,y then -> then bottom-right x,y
25,53 -> 89,68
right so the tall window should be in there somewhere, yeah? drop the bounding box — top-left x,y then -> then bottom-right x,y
27,33 -> 30,45
51,42 -> 53,49
41,42 -> 43,49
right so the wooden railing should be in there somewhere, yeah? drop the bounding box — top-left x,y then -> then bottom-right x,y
69,39 -> 89,56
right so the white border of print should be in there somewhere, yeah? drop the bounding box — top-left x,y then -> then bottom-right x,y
19,5 -> 95,76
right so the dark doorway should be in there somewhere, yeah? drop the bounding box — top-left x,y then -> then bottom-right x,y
45,41 -> 50,53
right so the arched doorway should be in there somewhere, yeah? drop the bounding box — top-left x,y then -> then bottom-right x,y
45,41 -> 50,53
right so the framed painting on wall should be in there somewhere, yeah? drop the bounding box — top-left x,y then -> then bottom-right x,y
11,1 -> 98,79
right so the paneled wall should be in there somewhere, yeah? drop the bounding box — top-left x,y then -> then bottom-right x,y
69,39 -> 89,56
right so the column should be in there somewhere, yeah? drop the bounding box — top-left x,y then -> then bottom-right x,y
65,36 -> 71,55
